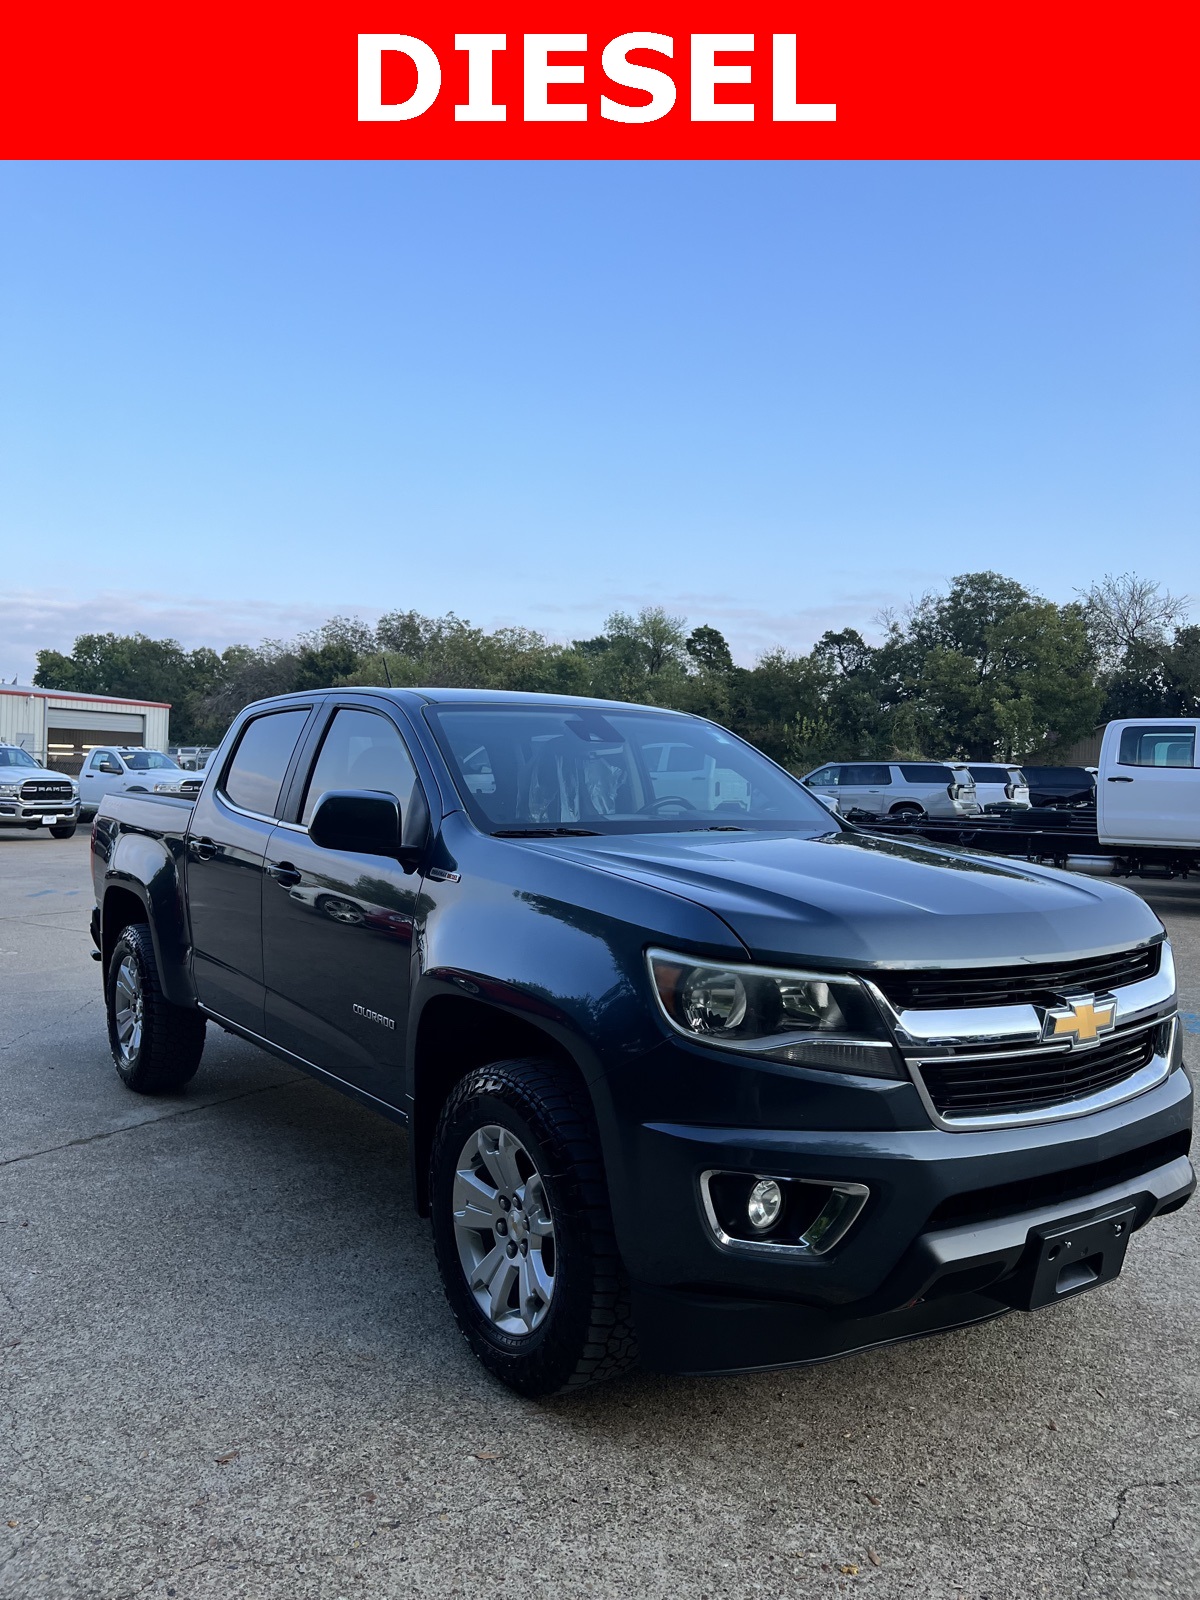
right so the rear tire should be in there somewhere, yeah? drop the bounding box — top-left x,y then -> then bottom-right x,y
105,924 -> 205,1094
889,803 -> 925,820
430,1058 -> 637,1396
50,824 -> 78,839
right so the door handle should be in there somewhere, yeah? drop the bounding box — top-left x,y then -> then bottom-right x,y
268,862 -> 302,887
1107,776 -> 1134,783
191,836 -> 217,859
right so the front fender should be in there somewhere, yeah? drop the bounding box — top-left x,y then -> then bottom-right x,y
408,815 -> 747,1224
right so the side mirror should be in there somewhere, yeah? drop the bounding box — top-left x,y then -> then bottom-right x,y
309,790 -> 402,858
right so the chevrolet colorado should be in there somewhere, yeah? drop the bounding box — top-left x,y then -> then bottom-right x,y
90,689 -> 1194,1394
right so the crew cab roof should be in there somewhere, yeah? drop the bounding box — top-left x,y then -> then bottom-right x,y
242,686 -> 692,715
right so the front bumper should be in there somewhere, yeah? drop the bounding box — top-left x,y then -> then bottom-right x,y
609,1044 -> 1193,1374
0,800 -> 80,826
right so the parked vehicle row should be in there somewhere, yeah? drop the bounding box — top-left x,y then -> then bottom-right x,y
803,761 -> 983,819
0,744 -> 80,837
91,688 -> 1192,1395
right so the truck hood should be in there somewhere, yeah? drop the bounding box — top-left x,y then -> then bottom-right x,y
546,828 -> 1162,967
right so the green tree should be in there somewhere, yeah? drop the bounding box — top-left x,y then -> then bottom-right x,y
685,624 -> 734,675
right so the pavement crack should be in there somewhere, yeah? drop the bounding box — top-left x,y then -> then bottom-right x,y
1076,1475 -> 1200,1597
0,995 -> 100,1055
0,1079 -> 300,1170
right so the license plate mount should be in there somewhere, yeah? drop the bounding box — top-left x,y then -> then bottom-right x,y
1000,1204 -> 1137,1312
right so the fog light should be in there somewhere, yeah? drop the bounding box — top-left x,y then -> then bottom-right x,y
747,1178 -> 784,1232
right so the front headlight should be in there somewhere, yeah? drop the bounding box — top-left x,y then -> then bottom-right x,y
647,949 -> 901,1078
0,783 -> 19,797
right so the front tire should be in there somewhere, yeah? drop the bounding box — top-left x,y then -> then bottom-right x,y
105,924 -> 205,1094
50,823 -> 78,839
430,1059 -> 637,1396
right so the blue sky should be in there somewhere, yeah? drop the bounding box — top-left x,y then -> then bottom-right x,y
1,160 -> 1196,679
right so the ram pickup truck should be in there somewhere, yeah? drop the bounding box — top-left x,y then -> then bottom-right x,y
90,689 -> 1194,1394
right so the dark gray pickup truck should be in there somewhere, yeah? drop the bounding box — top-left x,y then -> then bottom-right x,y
91,688 -> 1194,1394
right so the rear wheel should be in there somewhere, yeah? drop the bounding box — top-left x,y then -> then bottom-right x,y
430,1058 -> 637,1396
105,924 -> 205,1093
889,802 -> 925,820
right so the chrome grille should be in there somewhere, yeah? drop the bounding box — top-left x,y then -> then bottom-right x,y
873,945 -> 1160,1012
915,1026 -> 1162,1122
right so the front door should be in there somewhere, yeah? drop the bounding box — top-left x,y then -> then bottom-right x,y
81,748 -> 124,809
1102,722 -> 1199,846
186,705 -> 314,1030
261,705 -> 426,1107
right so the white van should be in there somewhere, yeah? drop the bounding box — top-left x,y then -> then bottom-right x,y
1097,718 -> 1200,848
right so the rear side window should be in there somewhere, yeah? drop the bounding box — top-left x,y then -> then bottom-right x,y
899,764 -> 952,783
301,708 -> 420,826
1118,727 -> 1196,768
841,764 -> 891,786
222,709 -> 310,816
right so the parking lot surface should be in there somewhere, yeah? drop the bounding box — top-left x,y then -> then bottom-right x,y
2,831 -> 1197,1600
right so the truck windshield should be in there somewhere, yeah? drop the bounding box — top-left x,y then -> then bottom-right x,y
426,706 -> 839,835
0,748 -> 39,768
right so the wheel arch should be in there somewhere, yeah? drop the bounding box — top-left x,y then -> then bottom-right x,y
410,993 -> 594,1216
100,870 -> 196,1008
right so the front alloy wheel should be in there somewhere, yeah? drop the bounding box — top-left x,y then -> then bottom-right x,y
452,1125 -> 557,1335
430,1059 -> 637,1395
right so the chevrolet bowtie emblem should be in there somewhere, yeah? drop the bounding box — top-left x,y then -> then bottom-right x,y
1042,993 -> 1117,1046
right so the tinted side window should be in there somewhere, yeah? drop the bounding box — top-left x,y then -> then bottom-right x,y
807,766 -> 837,785
1117,727 -> 1196,768
301,708 -> 419,826
899,764 -> 952,783
222,710 -> 310,816
843,764 -> 891,785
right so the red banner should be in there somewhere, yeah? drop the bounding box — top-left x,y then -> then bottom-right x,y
2,3 -> 1196,158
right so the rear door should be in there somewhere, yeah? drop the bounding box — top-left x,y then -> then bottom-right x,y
1101,722 -> 1200,846
260,703 -> 428,1106
837,763 -> 890,814
186,705 -> 314,1030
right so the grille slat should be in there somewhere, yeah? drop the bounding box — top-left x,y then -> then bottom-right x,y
918,1030 -> 1159,1120
875,945 -> 1160,1012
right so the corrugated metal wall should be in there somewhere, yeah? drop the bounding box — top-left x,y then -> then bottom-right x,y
0,693 -> 170,770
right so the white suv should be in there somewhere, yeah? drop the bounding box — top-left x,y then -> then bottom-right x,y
963,764 -> 1031,811
78,747 -> 199,817
802,761 -> 982,820
0,745 -> 81,837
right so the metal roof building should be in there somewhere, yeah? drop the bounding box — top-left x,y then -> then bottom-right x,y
0,685 -> 171,775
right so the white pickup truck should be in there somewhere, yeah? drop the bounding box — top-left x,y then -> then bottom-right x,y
1098,718 -> 1199,855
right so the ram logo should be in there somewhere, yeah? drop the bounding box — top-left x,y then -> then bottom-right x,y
352,1003 -> 395,1030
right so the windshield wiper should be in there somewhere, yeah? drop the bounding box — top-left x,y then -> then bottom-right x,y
492,826 -> 603,838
